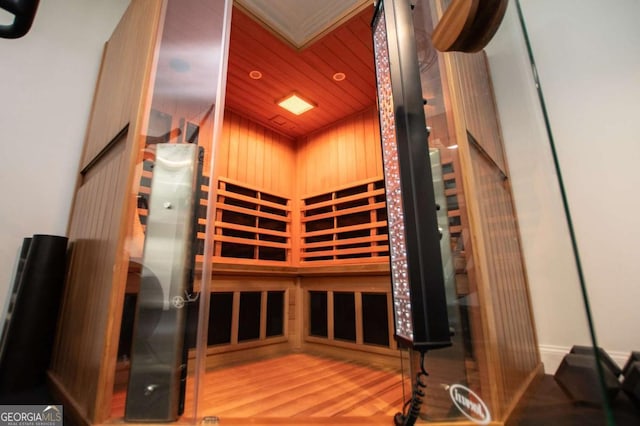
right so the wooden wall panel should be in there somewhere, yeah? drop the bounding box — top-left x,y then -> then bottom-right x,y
452,52 -> 506,173
217,109 -> 296,197
297,107 -> 382,196
49,1 -> 164,424
80,0 -> 162,170
51,137 -> 129,423
225,7 -> 377,139
435,2 -> 541,418
469,143 -> 539,414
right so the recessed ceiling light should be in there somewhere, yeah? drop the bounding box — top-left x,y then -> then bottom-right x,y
249,70 -> 262,80
276,93 -> 316,115
332,72 -> 346,81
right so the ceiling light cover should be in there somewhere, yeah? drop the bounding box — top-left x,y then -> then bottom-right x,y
277,93 -> 316,115
333,72 -> 346,81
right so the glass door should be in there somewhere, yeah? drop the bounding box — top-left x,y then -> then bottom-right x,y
371,0 -> 636,425
114,0 -> 232,423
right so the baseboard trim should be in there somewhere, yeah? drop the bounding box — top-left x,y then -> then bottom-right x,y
47,371 -> 92,426
539,344 -> 629,375
502,362 -> 544,423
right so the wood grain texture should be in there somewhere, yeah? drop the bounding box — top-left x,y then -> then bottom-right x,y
51,137 -> 128,422
80,0 -> 161,170
432,0 -> 480,52
111,353 -> 406,422
451,51 -> 506,173
469,143 -> 539,412
435,6 -> 542,417
432,0 -> 508,53
226,6 -> 377,139
218,110 -> 296,196
49,1 -> 164,424
297,107 -> 382,196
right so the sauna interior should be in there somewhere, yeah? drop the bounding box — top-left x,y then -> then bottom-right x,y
49,0 -> 542,425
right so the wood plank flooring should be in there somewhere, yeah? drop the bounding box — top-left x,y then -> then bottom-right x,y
111,353 -> 409,424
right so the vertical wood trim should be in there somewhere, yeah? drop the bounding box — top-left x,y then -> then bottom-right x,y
295,280 -> 305,350
284,287 -> 291,339
290,196 -> 300,265
327,290 -> 335,340
355,291 -> 363,345
387,291 -> 397,350
214,181 -> 225,257
260,290 -> 267,339
231,291 -> 240,345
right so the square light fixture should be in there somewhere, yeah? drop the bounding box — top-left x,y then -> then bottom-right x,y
277,92 -> 316,115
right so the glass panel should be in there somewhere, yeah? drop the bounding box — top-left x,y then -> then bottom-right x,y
115,0 -> 231,423
384,0 -> 629,424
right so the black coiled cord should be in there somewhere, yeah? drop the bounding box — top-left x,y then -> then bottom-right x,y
394,350 -> 428,426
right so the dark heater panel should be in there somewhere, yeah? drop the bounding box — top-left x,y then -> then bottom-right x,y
362,293 -> 390,347
309,291 -> 328,338
266,291 -> 285,337
208,293 -> 233,346
333,292 -> 356,342
238,292 -> 261,342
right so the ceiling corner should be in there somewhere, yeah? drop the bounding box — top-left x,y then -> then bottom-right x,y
235,0 -> 372,49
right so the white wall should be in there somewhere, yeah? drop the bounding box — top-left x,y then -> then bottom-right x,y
486,0 -> 640,372
0,0 -> 130,322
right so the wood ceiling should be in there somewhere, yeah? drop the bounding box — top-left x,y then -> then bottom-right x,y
224,5 -> 378,139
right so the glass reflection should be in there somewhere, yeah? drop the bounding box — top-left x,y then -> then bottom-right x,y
116,0 -> 230,423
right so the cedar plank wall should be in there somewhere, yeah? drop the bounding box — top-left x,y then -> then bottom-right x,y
49,1 -> 163,424
446,48 -> 541,420
79,1 -> 161,169
296,106 -> 382,196
217,109 -> 296,197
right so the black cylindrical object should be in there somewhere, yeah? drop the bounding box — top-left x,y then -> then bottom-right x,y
0,237 -> 31,362
0,234 -> 68,396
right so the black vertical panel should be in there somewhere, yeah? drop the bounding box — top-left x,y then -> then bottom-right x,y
266,291 -> 284,337
309,291 -> 328,337
238,292 -> 261,341
362,293 -> 390,346
0,234 -> 68,396
372,0 -> 451,350
333,292 -> 356,342
183,295 -> 200,349
118,294 -> 138,359
208,292 -> 233,345
0,237 -> 31,362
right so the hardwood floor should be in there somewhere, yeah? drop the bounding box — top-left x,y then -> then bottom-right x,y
111,353 -> 409,424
